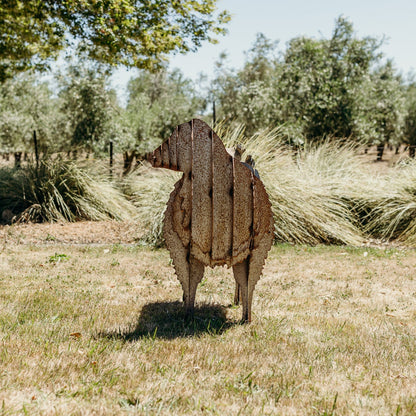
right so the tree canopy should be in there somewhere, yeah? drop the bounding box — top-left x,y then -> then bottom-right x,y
213,17 -> 406,147
0,0 -> 230,82
0,74 -> 57,153
2,14 -> 415,159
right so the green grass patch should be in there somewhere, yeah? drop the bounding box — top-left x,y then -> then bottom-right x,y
1,243 -> 416,414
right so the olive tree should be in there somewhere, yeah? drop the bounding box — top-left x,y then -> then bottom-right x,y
56,63 -> 117,155
0,74 -> 57,163
212,16 -> 406,149
404,82 -> 416,157
119,67 -> 205,173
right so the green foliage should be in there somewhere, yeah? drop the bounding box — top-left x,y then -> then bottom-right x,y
279,17 -> 383,142
122,68 -> 205,153
48,253 -> 70,264
0,65 -> 203,156
213,17 -> 405,146
357,62 -> 405,146
212,35 -> 279,136
0,160 -> 136,223
0,74 -> 57,153
57,63 -> 118,154
0,0 -> 230,82
404,82 -> 416,146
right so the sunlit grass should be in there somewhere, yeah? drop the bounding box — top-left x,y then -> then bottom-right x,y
1,243 -> 416,414
364,159 -> 416,245
123,166 -> 180,247
3,125 -> 416,248
0,160 -> 136,223
128,125 -> 365,246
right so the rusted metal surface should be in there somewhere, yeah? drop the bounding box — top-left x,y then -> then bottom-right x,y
150,119 -> 274,322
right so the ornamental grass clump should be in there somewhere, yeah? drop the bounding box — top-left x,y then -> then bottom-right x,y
129,123 -> 364,247
0,160 -> 136,223
219,124 -> 364,246
364,160 -> 416,246
123,166 -> 180,247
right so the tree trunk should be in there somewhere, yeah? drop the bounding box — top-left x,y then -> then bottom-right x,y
14,152 -> 22,168
376,144 -> 384,161
33,130 -> 39,168
109,141 -> 113,177
123,150 -> 136,176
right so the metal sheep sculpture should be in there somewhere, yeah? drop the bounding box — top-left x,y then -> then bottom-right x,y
149,119 -> 274,322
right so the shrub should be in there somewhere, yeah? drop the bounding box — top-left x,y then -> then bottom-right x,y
128,124 -> 364,247
0,160 -> 136,223
364,160 -> 416,245
123,165 -> 180,247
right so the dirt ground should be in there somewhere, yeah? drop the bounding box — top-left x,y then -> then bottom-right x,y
0,220 -> 144,246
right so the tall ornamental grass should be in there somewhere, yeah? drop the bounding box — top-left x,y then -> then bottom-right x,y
219,124 -> 365,246
127,124 -> 366,247
123,166 -> 180,247
0,160 -> 136,223
3,126 -> 416,248
363,160 -> 416,245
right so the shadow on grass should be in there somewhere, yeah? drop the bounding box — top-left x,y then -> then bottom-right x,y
99,301 -> 238,341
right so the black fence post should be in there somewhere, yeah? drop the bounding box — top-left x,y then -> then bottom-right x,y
33,130 -> 39,168
109,140 -> 114,176
213,100 -> 216,126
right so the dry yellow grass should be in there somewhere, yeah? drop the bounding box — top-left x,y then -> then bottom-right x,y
1,241 -> 416,415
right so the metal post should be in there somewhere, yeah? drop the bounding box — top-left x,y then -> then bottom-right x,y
109,140 -> 114,176
33,130 -> 39,168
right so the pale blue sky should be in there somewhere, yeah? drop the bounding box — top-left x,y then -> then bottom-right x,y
111,0 -> 416,96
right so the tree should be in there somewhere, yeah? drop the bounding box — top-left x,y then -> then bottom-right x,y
404,81 -> 416,157
57,63 -> 117,155
0,0 -> 230,82
127,68 -> 204,142
120,67 -> 205,173
212,16 -> 406,149
212,35 -> 279,136
278,17 -> 384,142
359,62 -> 405,160
0,74 -> 57,162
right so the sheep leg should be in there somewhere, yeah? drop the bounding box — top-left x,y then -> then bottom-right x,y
183,255 -> 204,316
232,259 -> 251,322
163,180 -> 203,317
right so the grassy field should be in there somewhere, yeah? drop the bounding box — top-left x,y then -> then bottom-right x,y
1,241 -> 416,415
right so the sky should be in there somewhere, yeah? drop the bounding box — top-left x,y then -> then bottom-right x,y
110,0 -> 416,99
